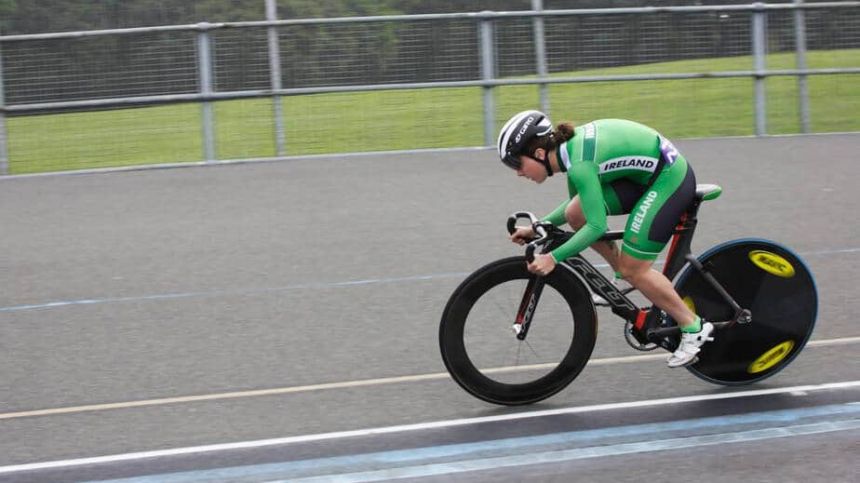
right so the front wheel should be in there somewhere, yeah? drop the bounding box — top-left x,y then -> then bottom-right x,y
673,239 -> 817,385
439,257 -> 597,405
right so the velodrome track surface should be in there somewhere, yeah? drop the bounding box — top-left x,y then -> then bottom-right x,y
1,134 -> 858,481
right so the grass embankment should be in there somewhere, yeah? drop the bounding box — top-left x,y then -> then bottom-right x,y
6,49 -> 859,174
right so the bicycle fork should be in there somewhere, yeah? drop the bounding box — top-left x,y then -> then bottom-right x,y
512,276 -> 545,340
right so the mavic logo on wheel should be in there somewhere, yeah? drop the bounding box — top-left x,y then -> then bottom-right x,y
748,250 -> 796,278
748,340 -> 795,374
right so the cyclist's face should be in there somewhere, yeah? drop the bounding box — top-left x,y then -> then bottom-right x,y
515,153 -> 547,184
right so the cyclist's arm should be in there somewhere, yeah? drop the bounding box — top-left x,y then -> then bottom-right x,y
541,200 -> 569,226
548,162 -> 607,262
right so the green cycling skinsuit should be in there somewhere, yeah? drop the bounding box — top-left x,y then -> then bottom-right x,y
542,119 -> 697,262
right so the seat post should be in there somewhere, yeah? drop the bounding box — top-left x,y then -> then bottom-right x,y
662,198 -> 701,280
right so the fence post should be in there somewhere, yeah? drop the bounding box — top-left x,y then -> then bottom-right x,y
0,30 -> 8,176
197,24 -> 217,162
266,0 -> 286,156
794,0 -> 810,133
532,0 -> 550,116
752,2 -> 768,136
479,15 -> 496,147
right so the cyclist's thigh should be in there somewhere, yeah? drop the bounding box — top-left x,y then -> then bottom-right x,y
622,157 -> 696,260
603,179 -> 647,216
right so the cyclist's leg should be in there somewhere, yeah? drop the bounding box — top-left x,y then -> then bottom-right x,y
617,156 -> 698,327
618,255 -> 695,326
622,251 -> 714,368
564,179 -> 647,272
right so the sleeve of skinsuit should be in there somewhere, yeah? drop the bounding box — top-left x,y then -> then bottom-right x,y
548,161 -> 608,263
542,200 -> 569,226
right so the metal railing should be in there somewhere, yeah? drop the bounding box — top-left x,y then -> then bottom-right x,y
1,1 -> 859,175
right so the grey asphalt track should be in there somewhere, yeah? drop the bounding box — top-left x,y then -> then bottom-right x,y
1,134 -> 859,480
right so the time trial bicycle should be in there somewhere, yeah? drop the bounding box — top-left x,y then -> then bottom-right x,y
439,183 -> 817,405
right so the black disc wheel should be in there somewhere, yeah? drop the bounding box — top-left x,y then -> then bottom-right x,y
439,257 -> 597,405
673,239 -> 817,385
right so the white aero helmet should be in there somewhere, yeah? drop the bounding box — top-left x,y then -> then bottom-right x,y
496,110 -> 553,170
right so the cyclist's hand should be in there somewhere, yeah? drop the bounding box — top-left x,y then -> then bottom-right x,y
510,226 -> 535,245
527,253 -> 557,276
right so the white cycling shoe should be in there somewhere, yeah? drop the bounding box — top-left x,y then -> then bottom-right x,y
667,322 -> 715,368
592,277 -> 634,306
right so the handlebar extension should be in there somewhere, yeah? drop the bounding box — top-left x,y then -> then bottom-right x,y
507,211 -> 553,263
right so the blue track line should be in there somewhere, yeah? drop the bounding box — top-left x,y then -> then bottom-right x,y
88,403 -> 860,483
1,247 -> 857,314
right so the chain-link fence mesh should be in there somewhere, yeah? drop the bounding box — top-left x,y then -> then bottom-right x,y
3,32 -> 199,104
2,3 -> 859,174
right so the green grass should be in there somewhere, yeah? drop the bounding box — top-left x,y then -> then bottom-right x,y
6,49 -> 859,174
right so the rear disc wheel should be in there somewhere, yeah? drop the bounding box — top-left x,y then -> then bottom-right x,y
673,239 -> 817,385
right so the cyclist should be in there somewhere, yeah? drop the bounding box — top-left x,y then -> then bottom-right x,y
499,110 -> 713,367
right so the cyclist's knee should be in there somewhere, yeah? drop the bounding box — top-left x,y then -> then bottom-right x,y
617,255 -> 651,282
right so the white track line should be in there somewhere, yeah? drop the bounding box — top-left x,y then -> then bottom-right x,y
0,380 -> 858,475
0,336 -> 857,422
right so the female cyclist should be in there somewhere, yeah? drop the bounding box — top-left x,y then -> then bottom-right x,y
498,110 -> 713,367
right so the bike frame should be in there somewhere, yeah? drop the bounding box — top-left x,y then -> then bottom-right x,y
514,195 -> 748,350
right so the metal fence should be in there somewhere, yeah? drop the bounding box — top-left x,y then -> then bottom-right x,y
1,1 -> 859,175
